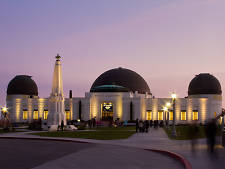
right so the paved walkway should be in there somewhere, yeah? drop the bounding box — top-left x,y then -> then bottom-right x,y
1,128 -> 225,169
0,139 -> 183,169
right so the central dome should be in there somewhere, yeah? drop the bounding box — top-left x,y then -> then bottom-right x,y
90,67 -> 151,94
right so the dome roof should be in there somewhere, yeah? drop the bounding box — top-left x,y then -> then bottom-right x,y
188,73 -> 222,95
7,75 -> 38,96
90,67 -> 151,94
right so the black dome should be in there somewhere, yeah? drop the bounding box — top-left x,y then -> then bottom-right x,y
188,73 -> 222,95
90,68 -> 151,94
7,75 -> 38,96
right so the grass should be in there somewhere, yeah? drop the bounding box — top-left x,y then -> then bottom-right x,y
0,128 -> 21,134
92,126 -> 136,131
163,125 -> 207,140
31,126 -> 136,140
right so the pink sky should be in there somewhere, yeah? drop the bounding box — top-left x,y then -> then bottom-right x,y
0,0 -> 225,106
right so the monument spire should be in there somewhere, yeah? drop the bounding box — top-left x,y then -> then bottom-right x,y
47,54 -> 66,131
51,54 -> 64,97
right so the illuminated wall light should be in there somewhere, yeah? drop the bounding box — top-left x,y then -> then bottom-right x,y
187,99 -> 192,123
175,99 -> 180,122
38,98 -> 44,119
90,97 -> 98,119
152,99 -> 158,120
200,98 -> 207,123
116,96 -> 123,119
15,99 -> 21,122
141,99 -> 146,120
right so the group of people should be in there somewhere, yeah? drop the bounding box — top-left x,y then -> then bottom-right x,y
87,118 -> 96,128
135,119 -> 167,133
136,119 -> 150,133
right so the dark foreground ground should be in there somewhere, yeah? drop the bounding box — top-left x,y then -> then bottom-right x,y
0,139 -> 184,169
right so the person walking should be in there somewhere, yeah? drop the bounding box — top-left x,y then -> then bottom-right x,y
188,121 -> 199,152
205,119 -> 217,153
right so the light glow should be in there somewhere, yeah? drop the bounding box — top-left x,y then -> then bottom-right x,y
171,93 -> 177,99
162,106 -> 168,112
166,102 -> 171,107
1,106 -> 8,112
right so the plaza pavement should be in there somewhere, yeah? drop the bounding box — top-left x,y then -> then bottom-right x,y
1,128 -> 225,169
0,138 -> 183,169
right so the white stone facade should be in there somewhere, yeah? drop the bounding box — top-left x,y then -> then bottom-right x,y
6,92 -> 222,124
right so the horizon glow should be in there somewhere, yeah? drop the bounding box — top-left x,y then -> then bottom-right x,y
1,0 -> 225,107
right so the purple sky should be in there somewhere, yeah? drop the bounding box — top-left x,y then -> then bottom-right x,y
1,0 -> 225,106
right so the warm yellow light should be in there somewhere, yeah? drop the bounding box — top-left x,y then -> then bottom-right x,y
1,106 -> 8,113
162,106 -> 168,112
77,119 -> 80,122
166,102 -> 171,107
171,93 -> 177,99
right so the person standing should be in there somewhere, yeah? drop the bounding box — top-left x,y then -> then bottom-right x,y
61,120 -> 64,131
145,120 -> 150,133
139,120 -> 144,132
136,118 -> 139,133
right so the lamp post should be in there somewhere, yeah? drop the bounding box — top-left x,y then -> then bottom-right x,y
171,93 -> 177,137
162,106 -> 168,126
1,106 -> 9,130
1,106 -> 8,119
166,102 -> 171,127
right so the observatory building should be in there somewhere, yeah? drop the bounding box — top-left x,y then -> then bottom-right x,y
6,56 -> 222,124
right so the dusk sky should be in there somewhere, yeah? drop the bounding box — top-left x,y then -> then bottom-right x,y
1,0 -> 225,106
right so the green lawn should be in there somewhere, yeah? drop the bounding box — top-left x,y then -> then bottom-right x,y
0,128 -> 18,134
92,126 -> 136,131
31,126 -> 136,140
163,126 -> 207,140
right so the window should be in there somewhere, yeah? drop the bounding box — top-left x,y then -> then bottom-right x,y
147,111 -> 152,120
181,111 -> 186,121
158,111 -> 163,120
169,111 -> 173,120
33,110 -> 38,120
23,111 -> 28,120
193,111 -> 198,120
44,110 -> 48,120
66,111 -> 70,120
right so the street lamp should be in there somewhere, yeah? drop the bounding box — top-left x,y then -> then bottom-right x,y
171,92 -> 177,137
162,106 -> 168,126
1,106 -> 9,130
1,106 -> 8,119
165,102 -> 171,126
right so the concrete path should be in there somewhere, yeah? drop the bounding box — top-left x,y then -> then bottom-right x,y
0,138 -> 183,169
1,128 -> 225,169
107,128 -> 225,169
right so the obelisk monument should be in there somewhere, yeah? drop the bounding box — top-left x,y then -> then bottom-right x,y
47,54 -> 66,131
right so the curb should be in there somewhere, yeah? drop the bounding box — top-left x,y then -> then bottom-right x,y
0,136 -> 90,144
144,148 -> 192,169
0,136 -> 192,169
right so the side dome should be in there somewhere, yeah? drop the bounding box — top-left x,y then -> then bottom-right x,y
188,73 -> 222,95
90,67 -> 151,94
7,75 -> 38,96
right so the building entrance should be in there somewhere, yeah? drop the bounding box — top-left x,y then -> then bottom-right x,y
101,102 -> 113,120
